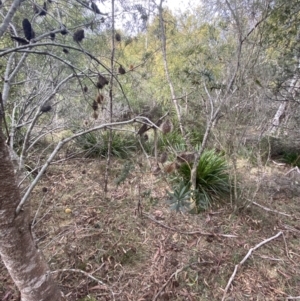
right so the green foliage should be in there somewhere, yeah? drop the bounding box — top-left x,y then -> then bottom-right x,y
75,131 -> 136,159
166,182 -> 193,212
177,149 -> 231,210
114,161 -> 134,186
158,130 -> 186,152
282,152 -> 300,167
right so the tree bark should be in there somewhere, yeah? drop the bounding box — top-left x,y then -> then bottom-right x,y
0,122 -> 62,300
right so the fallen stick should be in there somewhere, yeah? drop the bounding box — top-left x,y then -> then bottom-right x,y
52,268 -> 116,301
249,199 -> 292,217
144,213 -> 237,238
152,266 -> 185,301
221,231 -> 283,301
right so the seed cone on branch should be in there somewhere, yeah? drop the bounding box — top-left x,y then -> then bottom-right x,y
115,33 -> 121,42
118,65 -> 126,74
96,93 -> 104,104
160,152 -> 168,164
73,29 -> 85,42
39,2 -> 47,16
92,100 -> 98,111
63,48 -> 69,54
22,19 -> 35,40
160,119 -> 173,134
96,74 -> 109,89
60,24 -> 67,35
40,104 -> 52,113
50,32 -> 55,40
137,124 -> 149,136
91,2 -> 100,14
11,36 -> 29,45
93,111 -> 98,120
83,86 -> 88,93
164,162 -> 179,173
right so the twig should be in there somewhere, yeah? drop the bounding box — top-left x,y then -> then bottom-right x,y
144,213 -> 237,238
221,231 -> 283,301
152,264 -> 191,301
52,268 -> 116,301
249,199 -> 291,217
285,166 -> 300,176
282,232 -> 290,259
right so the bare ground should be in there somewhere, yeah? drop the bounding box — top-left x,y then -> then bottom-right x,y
1,157 -> 300,300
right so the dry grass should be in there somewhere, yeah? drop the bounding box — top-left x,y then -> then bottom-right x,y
0,157 -> 300,300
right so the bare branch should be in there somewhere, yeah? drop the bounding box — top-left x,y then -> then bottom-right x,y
222,232 -> 283,301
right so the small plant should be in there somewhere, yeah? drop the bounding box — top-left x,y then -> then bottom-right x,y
177,149 -> 231,211
166,182 -> 193,212
75,131 -> 136,158
282,152 -> 300,167
157,130 -> 186,152
114,161 -> 134,186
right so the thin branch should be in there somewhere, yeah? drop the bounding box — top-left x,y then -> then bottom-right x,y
16,117 -> 155,214
249,199 -> 292,217
152,265 -> 185,301
144,213 -> 237,238
222,232 -> 283,301
52,268 -> 116,301
0,0 -> 22,38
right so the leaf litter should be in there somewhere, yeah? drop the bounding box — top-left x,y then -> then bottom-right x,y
0,158 -> 299,300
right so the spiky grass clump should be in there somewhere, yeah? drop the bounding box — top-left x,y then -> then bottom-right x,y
75,132 -> 136,159
177,149 -> 231,211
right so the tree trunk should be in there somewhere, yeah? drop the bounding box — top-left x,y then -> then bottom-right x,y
0,122 -> 62,300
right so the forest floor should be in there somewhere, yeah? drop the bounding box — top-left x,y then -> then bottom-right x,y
1,156 -> 300,301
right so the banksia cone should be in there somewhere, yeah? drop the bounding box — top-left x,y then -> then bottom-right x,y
73,29 -> 85,42
137,123 -> 148,136
11,36 -> 29,45
39,2 -> 47,16
118,65 -> 126,74
97,74 -> 109,89
22,19 -> 35,40
91,2 -> 101,14
164,162 -> 178,173
92,100 -> 98,111
161,119 -> 173,134
160,152 -> 168,164
115,33 -> 121,41
50,32 -> 55,40
96,93 -> 104,104
60,26 -> 68,35
152,164 -> 161,175
93,111 -> 98,120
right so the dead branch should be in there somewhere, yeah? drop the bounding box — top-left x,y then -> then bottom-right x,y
52,268 -> 116,301
248,199 -> 292,217
221,231 -> 283,301
152,266 -> 184,301
144,213 -> 237,238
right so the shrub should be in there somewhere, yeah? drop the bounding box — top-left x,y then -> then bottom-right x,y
177,149 -> 231,211
282,152 -> 300,167
75,131 -> 136,158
